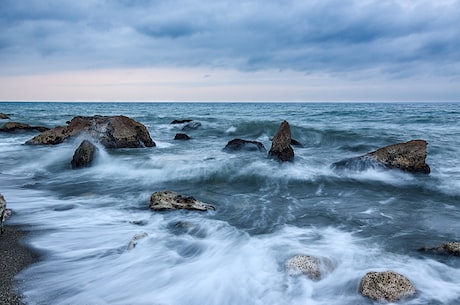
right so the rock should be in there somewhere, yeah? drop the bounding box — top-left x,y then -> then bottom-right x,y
171,119 -> 193,124
419,242 -> 460,256
182,121 -> 202,131
0,113 -> 10,119
285,255 -> 321,280
223,139 -> 266,152
359,271 -> 416,302
149,191 -> 215,212
174,133 -> 191,140
127,232 -> 148,250
332,140 -> 430,174
1,194 -> 12,234
0,122 -> 50,133
268,120 -> 294,162
71,140 -> 97,169
26,115 -> 155,148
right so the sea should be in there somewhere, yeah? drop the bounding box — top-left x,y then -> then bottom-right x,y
0,102 -> 459,305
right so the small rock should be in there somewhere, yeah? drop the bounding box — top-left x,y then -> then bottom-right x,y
285,255 -> 321,280
182,121 -> 202,131
419,242 -> 460,256
71,140 -> 97,169
268,120 -> 294,162
149,190 -> 215,212
0,122 -> 49,133
1,194 -> 12,234
0,113 -> 10,119
174,133 -> 191,140
359,270 -> 416,302
127,232 -> 148,250
171,119 -> 193,124
223,139 -> 266,152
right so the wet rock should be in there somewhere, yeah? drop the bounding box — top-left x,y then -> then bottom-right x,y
127,232 -> 148,250
174,133 -> 191,140
171,119 -> 193,124
71,140 -> 97,169
332,140 -> 430,174
0,122 -> 50,133
182,121 -> 202,131
419,242 -> 460,256
149,190 -> 215,212
268,120 -> 294,162
223,139 -> 266,152
0,113 -> 10,119
26,115 -> 155,148
359,271 -> 416,302
285,255 -> 321,280
1,194 -> 12,234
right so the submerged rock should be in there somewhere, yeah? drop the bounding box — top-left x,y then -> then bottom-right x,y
223,139 -> 266,152
1,194 -> 12,234
174,133 -> 191,140
333,140 -> 430,174
71,140 -> 97,169
284,255 -> 321,280
26,115 -> 155,148
182,121 -> 202,131
419,242 -> 460,256
171,119 -> 193,124
149,191 -> 215,212
0,122 -> 49,133
127,232 -> 148,250
268,120 -> 294,162
0,113 -> 10,119
359,271 -> 416,302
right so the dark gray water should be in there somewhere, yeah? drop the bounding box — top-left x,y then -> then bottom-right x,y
1,102 -> 459,304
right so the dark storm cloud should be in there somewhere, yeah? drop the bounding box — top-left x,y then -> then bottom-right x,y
1,0 -> 460,78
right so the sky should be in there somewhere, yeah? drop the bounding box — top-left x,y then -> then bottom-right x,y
0,0 -> 459,102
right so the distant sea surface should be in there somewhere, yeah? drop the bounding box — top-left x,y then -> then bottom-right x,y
1,102 -> 459,305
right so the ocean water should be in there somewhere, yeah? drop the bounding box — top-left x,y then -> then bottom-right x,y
0,102 -> 459,305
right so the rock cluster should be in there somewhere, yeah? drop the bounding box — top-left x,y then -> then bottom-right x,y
224,139 -> 266,152
0,122 -> 49,133
149,191 -> 215,211
268,120 -> 294,162
26,115 -> 155,148
71,140 -> 97,169
359,271 -> 416,302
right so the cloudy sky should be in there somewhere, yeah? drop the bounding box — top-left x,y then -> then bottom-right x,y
1,0 -> 459,102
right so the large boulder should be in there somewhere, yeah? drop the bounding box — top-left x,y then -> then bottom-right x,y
149,191 -> 215,211
1,194 -> 11,234
268,120 -> 294,162
26,115 -> 155,148
0,122 -> 49,133
0,113 -> 10,119
71,140 -> 97,169
359,271 -> 416,302
419,242 -> 460,256
333,140 -> 430,174
285,255 -> 321,280
223,139 -> 266,152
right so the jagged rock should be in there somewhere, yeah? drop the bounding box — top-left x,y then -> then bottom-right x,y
174,133 -> 191,140
182,121 -> 202,131
268,120 -> 294,162
359,271 -> 416,302
223,139 -> 266,152
0,113 -> 10,119
419,242 -> 460,256
0,122 -> 49,133
149,191 -> 215,212
1,194 -> 12,234
127,232 -> 148,250
26,115 -> 155,148
285,255 -> 321,280
71,140 -> 97,169
171,119 -> 193,124
332,140 -> 430,174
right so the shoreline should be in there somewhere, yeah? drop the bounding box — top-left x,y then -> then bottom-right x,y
0,225 -> 39,305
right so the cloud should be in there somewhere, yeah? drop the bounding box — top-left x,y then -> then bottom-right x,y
0,0 -> 460,81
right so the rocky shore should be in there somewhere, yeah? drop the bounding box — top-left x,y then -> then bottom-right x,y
0,225 -> 39,305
